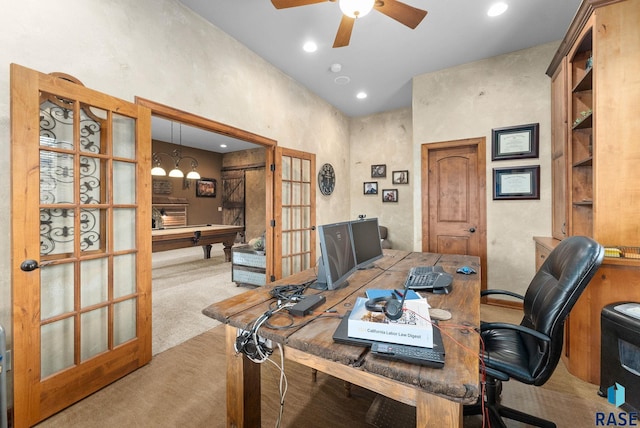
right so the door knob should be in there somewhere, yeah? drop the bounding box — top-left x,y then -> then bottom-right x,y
469,227 -> 476,233
20,259 -> 39,271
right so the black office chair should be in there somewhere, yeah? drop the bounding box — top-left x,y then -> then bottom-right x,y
464,236 -> 604,428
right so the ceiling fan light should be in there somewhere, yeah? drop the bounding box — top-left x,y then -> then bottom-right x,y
339,0 -> 375,18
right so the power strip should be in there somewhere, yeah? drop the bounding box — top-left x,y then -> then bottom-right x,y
289,294 -> 326,317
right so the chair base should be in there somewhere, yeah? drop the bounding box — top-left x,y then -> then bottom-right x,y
463,378 -> 556,428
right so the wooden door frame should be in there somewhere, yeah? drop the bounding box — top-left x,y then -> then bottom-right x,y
421,138 -> 487,291
135,98 -> 278,281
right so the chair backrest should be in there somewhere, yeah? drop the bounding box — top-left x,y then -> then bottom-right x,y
520,236 -> 604,385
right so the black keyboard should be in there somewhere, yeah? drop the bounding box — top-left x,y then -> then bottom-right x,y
371,342 -> 445,368
405,266 -> 453,291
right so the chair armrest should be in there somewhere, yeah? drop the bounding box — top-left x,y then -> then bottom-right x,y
480,322 -> 551,343
480,289 -> 525,300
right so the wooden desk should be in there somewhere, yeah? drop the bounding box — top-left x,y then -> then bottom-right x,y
151,224 -> 244,261
202,250 -> 481,427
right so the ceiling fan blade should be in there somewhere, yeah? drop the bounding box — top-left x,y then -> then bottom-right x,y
271,0 -> 328,9
374,0 -> 427,29
333,15 -> 355,48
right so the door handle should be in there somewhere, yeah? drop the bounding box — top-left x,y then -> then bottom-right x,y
20,259 -> 39,271
469,227 -> 476,233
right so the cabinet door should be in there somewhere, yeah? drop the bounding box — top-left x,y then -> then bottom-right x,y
550,59 -> 568,240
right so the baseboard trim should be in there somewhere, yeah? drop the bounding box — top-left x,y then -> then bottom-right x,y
484,297 -> 524,310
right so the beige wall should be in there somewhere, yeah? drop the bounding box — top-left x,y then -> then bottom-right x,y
0,0 -> 351,353
349,108 -> 414,251
152,140 -> 225,225
412,42 -> 557,295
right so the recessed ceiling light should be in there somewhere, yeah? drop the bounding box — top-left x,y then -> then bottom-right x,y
356,92 -> 367,99
303,41 -> 318,53
220,144 -> 227,148
334,76 -> 350,85
487,2 -> 508,17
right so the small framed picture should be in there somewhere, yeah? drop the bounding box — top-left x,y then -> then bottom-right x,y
371,164 -> 386,178
493,166 -> 540,200
491,123 -> 539,161
363,182 -> 378,195
392,170 -> 409,184
382,189 -> 398,203
195,178 -> 217,197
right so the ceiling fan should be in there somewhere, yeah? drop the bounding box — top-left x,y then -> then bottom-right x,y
271,0 -> 428,48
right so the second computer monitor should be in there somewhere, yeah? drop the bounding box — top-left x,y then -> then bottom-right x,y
351,217 -> 384,269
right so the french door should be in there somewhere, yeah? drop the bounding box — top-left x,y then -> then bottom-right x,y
273,148 -> 316,279
11,64 -> 152,427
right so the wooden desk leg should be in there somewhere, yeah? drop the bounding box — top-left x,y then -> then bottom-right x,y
225,325 -> 261,428
416,390 -> 462,427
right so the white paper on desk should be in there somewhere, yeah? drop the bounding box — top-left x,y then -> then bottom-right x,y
348,297 -> 434,348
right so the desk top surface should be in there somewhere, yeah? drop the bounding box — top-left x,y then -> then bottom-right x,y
203,249 -> 481,403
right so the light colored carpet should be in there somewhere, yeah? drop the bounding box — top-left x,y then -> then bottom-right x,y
152,245 -> 252,355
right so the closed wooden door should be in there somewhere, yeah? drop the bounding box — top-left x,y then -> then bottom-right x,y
421,138 -> 487,289
273,148 -> 316,279
11,64 -> 152,427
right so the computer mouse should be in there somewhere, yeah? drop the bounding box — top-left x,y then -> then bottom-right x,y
456,266 -> 476,275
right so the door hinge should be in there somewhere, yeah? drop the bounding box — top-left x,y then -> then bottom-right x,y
270,219 -> 276,227
270,275 -> 276,282
270,164 -> 276,172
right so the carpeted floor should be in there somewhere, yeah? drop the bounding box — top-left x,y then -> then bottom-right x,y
34,250 -> 616,427
151,245 -> 252,355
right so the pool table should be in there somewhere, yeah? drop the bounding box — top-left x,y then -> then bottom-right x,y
151,224 -> 244,261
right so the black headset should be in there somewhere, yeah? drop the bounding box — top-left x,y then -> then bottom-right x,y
234,329 -> 272,361
364,295 -> 405,321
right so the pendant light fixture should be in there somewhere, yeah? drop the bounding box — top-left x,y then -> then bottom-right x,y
151,122 -> 201,180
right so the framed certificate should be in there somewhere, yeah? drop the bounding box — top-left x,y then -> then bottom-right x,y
491,123 -> 539,161
493,166 -> 540,200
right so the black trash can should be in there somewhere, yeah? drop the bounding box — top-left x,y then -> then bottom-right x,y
599,302 -> 640,413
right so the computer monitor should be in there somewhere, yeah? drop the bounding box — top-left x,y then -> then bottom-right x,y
314,221 -> 357,290
351,217 -> 383,269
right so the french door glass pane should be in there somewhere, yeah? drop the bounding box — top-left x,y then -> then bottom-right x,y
114,298 -> 137,346
282,231 -> 290,256
79,209 -> 104,253
41,263 -> 74,320
40,151 -> 74,204
81,307 -> 108,361
113,253 -> 136,298
292,158 -> 301,181
113,208 -> 136,251
282,206 -> 290,230
282,156 -> 291,180
79,156 -> 103,204
40,208 -> 75,257
79,104 -> 105,154
292,231 -> 301,253
80,258 -> 108,308
40,98 -> 74,150
282,257 -> 291,278
113,161 -> 136,204
112,114 -> 136,159
292,182 -> 301,204
41,318 -> 74,378
292,207 -> 301,229
302,159 -> 310,181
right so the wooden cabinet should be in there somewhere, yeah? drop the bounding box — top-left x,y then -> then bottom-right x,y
545,0 -> 640,385
533,237 -> 556,272
550,59 -> 568,240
